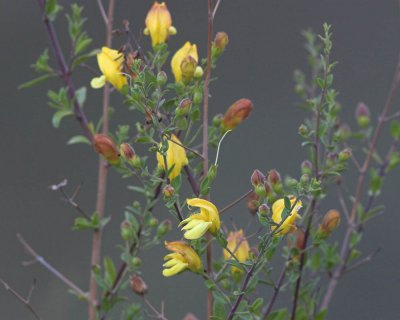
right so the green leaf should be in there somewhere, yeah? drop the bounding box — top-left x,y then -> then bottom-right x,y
269,308 -> 289,320
211,292 -> 227,320
52,109 -> 73,128
19,74 -> 55,89
67,135 -> 91,145
103,256 -> 117,286
75,86 -> 87,107
45,0 -> 63,21
390,120 -> 400,140
31,49 -> 53,73
249,297 -> 263,314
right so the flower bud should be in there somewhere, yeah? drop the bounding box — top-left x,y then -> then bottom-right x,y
93,134 -> 120,164
339,148 -> 352,162
268,169 -> 281,186
183,313 -> 199,320
131,256 -> 142,267
318,209 -> 341,238
212,114 -> 223,126
162,184 -> 175,197
180,56 -> 197,83
249,246 -> 259,257
213,32 -> 229,55
193,90 -> 203,105
301,160 -> 313,175
121,220 -> 133,241
258,203 -> 270,216
251,169 -> 266,187
130,275 -> 148,295
221,99 -> 253,131
300,173 -> 310,185
157,71 -> 168,86
149,217 -> 159,228
287,229 -> 306,260
355,102 -> 371,128
177,98 -> 192,117
194,66 -> 204,79
326,152 -> 338,167
119,143 -> 136,162
333,124 -> 352,142
298,124 -> 309,137
157,219 -> 172,237
246,191 -> 259,215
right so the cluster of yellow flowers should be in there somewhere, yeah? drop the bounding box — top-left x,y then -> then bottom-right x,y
90,2 -> 203,92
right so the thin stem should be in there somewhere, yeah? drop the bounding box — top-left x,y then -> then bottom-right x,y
35,0 -> 93,142
320,54 -> 400,312
184,166 -> 200,196
17,234 -> 87,298
166,136 -> 205,160
88,1 -> 115,319
0,278 -> 41,320
219,189 -> 253,215
203,0 -> 215,318
95,0 -> 109,25
263,266 -> 287,319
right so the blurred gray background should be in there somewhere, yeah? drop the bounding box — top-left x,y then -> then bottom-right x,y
1,0 -> 400,319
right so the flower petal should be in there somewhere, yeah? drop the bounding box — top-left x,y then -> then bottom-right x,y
183,221 -> 212,240
90,75 -> 106,89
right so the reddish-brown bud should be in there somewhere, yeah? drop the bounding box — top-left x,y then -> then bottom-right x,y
339,148 -> 352,161
268,169 -> 281,185
221,99 -> 253,130
130,275 -> 148,295
318,209 -> 341,238
213,32 -> 229,55
251,169 -> 266,187
119,143 -> 136,161
177,98 -> 192,116
258,203 -> 270,216
301,160 -> 313,175
93,134 -> 119,164
183,313 -> 199,320
246,191 -> 260,215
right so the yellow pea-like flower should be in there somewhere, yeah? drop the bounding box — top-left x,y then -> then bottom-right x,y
162,241 -> 202,277
156,134 -> 188,180
90,47 -> 127,91
223,229 -> 250,274
144,2 -> 176,47
171,42 -> 202,83
271,197 -> 302,236
179,198 -> 220,240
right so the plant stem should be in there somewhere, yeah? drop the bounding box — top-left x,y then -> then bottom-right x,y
203,0 -> 214,318
35,0 -> 93,142
88,1 -> 115,319
219,189 -> 253,215
320,54 -> 400,311
263,266 -> 287,319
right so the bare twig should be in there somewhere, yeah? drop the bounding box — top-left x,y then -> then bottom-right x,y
0,278 -> 41,320
219,189 -> 253,215
263,265 -> 287,319
17,234 -> 87,298
184,166 -> 200,196
95,0 -> 109,25
343,248 -> 381,275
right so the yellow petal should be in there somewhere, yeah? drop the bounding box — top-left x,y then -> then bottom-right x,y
145,2 -> 172,47
97,47 -> 127,91
90,75 -> 106,89
171,42 -> 193,82
183,221 -> 212,240
162,261 -> 188,277
186,198 -> 220,234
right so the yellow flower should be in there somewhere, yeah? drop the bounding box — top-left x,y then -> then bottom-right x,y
163,241 -> 202,277
90,47 -> 127,91
271,197 -> 302,235
179,198 -> 220,240
156,134 -> 188,180
144,2 -> 176,47
223,229 -> 250,274
171,42 -> 202,83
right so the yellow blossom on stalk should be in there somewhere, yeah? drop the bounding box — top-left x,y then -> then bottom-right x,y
271,197 -> 302,236
179,198 -> 220,240
156,134 -> 188,180
90,47 -> 127,91
162,241 -> 202,277
171,42 -> 202,83
144,2 -> 176,47
223,229 -> 250,274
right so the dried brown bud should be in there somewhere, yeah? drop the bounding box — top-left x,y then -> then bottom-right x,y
251,169 -> 266,187
246,191 -> 260,215
318,209 -> 341,238
268,169 -> 281,185
221,99 -> 253,130
183,313 -> 199,320
130,275 -> 148,295
93,134 -> 119,164
119,143 -> 136,161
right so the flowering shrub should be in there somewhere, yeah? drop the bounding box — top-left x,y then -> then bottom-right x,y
7,1 -> 400,320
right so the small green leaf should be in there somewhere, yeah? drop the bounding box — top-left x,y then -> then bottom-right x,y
19,74 -> 55,89
67,135 -> 91,145
52,109 -> 73,128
